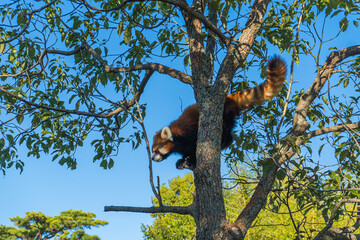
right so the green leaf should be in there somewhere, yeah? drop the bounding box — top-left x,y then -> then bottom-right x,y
117,21 -> 124,36
318,144 -> 325,156
0,42 -> 6,54
108,158 -> 114,169
276,169 -> 286,180
17,9 -> 27,25
340,17 -> 349,32
100,159 -> 108,169
353,20 -> 359,28
16,115 -> 24,124
124,26 -> 132,44
322,96 -> 329,105
0,138 -> 5,149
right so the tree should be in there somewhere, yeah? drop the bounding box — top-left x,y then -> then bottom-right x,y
143,172 -> 360,240
0,210 -> 108,240
1,0 -> 360,239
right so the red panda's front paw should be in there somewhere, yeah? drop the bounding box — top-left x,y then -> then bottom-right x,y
176,158 -> 188,169
176,158 -> 195,170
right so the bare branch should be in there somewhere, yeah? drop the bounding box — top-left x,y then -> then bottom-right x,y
104,205 -> 193,215
0,79 -> 145,119
332,70 -> 360,77
74,35 -> 193,84
306,122 -> 360,139
46,47 -> 85,56
0,85 -> 106,117
123,72 -> 164,206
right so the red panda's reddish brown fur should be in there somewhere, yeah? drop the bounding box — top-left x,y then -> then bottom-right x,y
152,57 -> 287,169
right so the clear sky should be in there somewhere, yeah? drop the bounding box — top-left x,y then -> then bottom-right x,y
0,2 -> 359,240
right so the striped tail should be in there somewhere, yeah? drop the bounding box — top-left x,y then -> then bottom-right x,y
225,56 -> 287,115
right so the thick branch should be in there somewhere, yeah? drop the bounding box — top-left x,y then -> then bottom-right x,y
214,0 -> 270,90
104,205 -> 193,215
293,45 -> 360,133
234,0 -> 270,63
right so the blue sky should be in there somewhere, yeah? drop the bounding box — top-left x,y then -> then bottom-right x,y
0,69 -> 196,239
1,1 -> 359,239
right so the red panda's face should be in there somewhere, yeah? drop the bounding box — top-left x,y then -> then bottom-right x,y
152,128 -> 174,162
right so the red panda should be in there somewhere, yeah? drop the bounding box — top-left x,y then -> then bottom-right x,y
152,57 -> 287,169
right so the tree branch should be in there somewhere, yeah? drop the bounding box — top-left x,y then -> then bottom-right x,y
81,0 -> 229,45
108,63 -> 193,85
234,144 -> 294,237
74,36 -> 193,84
231,46 -> 360,237
276,0 -> 305,139
0,47 -> 85,78
214,0 -> 270,90
234,0 -> 270,62
0,0 -> 57,44
0,80 -> 144,119
313,199 -> 360,240
306,121 -> 360,139
104,205 -> 193,216
293,45 -> 360,133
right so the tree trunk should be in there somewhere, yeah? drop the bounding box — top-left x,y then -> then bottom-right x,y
193,86 -> 228,239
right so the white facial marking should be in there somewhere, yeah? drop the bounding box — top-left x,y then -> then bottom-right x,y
152,153 -> 163,162
158,147 -> 169,155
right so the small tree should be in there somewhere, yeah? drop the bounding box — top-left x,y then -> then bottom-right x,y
0,210 -> 108,240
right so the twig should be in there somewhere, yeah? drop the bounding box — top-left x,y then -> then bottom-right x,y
124,71 -> 163,206
276,1 -> 305,141
0,0 -> 57,44
81,0 -> 229,45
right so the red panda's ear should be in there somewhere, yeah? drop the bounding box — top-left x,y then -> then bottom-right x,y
161,127 -> 173,141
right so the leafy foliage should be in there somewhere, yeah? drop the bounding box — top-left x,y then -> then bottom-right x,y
142,172 -> 360,239
0,210 -> 107,240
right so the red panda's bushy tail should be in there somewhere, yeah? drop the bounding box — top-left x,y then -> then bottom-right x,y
225,56 -> 287,115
